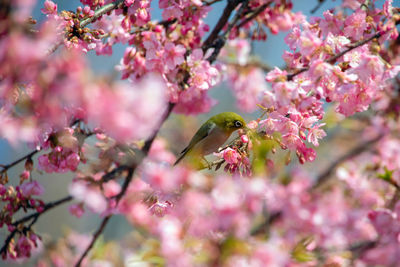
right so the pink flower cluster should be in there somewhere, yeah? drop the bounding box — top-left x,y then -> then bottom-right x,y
118,29 -> 220,114
2,0 -> 400,265
256,3 -> 399,163
6,234 -> 41,261
37,128 -> 82,173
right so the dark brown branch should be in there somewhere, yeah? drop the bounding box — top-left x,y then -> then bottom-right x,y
287,31 -> 382,81
349,239 -> 379,260
311,134 -> 384,190
75,104 -> 175,266
0,149 -> 39,173
12,196 -> 73,226
206,0 -> 250,62
311,0 -> 326,14
1,195 -> 73,257
236,1 -> 272,29
202,0 -> 241,50
0,119 -> 81,175
74,215 -> 112,267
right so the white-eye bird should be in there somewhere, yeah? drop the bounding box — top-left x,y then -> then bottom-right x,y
174,112 -> 246,166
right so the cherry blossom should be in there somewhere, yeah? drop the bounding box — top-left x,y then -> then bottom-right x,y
1,0 -> 400,266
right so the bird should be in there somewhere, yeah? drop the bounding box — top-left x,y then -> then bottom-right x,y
174,112 -> 246,166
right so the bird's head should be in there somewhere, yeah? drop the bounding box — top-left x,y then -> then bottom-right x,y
212,112 -> 246,133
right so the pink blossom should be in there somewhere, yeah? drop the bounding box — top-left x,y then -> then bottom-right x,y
103,180 -> 121,198
141,163 -> 188,192
383,0 -> 393,18
163,42 -> 185,70
344,9 -> 368,40
319,10 -> 344,36
69,181 -> 107,214
222,148 -> 241,165
298,29 -> 322,57
68,203 -> 85,218
325,33 -> 350,53
223,39 -> 251,65
353,54 -> 385,83
20,181 -> 45,197
158,216 -> 187,262
16,236 -> 33,258
149,200 -> 173,217
148,138 -> 176,164
19,170 -> 30,181
41,0 -> 57,15
161,5 -> 184,20
228,68 -> 268,112
307,123 -> 327,146
241,135 -> 249,143
284,26 -> 301,51
211,176 -> 242,212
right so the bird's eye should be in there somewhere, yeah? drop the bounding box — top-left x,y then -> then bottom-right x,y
234,120 -> 242,128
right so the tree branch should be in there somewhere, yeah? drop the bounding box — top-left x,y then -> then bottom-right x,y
236,1 -> 272,29
74,104 -> 175,266
0,149 -> 39,174
74,214 -> 112,267
0,119 -> 81,176
11,196 -> 73,227
46,0 -> 124,55
206,0 -> 250,62
80,0 -> 124,28
202,0 -> 241,50
0,195 -> 73,257
311,0 -> 326,14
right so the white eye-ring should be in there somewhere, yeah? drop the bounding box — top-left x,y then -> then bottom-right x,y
234,121 -> 242,128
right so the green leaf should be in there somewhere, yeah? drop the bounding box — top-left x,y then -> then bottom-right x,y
291,236 -> 316,263
220,236 -> 250,262
377,166 -> 394,182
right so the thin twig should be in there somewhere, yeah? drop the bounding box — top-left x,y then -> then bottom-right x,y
0,149 -> 39,173
75,104 -> 175,266
0,119 -> 81,175
80,0 -> 124,28
0,195 -> 73,256
12,196 -> 73,226
236,1 -> 272,29
202,0 -> 241,50
311,0 -> 326,14
45,0 -> 124,55
207,0 -> 250,62
74,215 -> 112,267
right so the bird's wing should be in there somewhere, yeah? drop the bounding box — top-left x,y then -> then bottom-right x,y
174,122 -> 216,165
